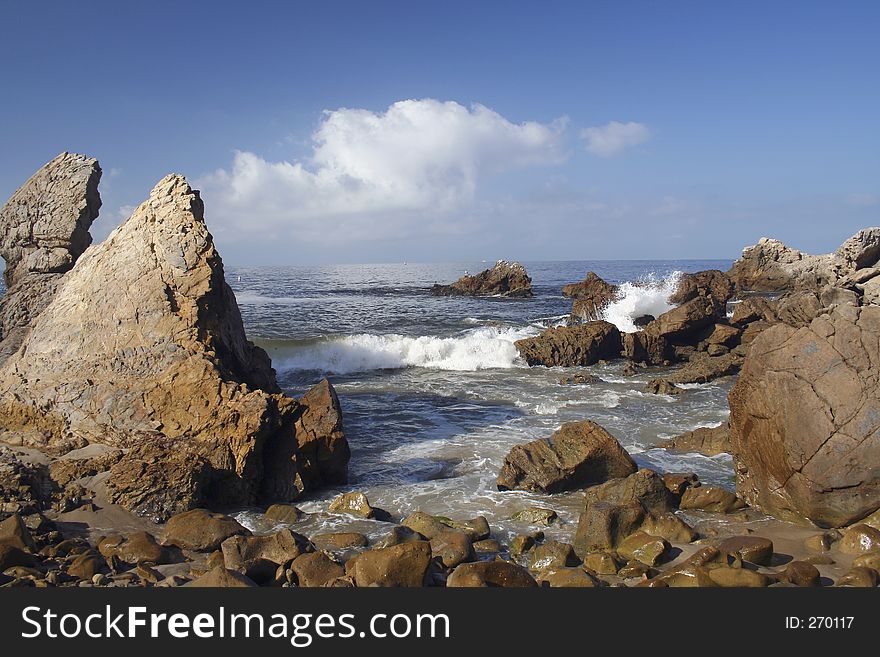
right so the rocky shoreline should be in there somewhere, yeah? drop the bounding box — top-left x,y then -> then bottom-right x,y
0,153 -> 878,588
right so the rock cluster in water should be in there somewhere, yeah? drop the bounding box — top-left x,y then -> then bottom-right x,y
431,260 -> 533,297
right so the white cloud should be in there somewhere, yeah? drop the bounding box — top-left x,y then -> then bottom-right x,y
197,99 -> 566,241
580,121 -> 650,156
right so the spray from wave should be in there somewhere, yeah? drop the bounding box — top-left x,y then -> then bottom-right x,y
601,272 -> 683,333
274,326 -> 538,374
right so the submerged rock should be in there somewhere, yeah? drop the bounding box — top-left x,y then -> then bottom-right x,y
496,420 -> 637,494
431,260 -> 533,297
0,175 -> 350,520
729,304 -> 880,527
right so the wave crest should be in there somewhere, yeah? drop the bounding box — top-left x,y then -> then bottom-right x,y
601,271 -> 682,333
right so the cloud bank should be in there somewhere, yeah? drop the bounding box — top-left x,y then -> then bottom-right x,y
580,121 -> 650,156
198,99 -> 566,241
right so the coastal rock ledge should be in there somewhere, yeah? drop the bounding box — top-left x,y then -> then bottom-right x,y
432,260 -> 533,297
0,158 -> 349,521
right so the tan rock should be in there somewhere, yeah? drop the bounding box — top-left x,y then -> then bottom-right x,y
290,552 -> 344,587
346,542 -> 431,587
679,486 -> 746,513
184,565 -> 257,588
446,561 -> 537,587
838,524 -> 880,555
515,321 -> 621,367
429,531 -> 474,569
163,509 -> 249,552
616,531 -> 670,566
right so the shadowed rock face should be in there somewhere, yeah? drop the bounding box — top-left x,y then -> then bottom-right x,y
563,272 -> 618,323
0,173 -> 348,520
0,153 -> 102,361
729,304 -> 880,528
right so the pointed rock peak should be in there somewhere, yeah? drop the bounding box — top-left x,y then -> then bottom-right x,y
0,152 -> 101,286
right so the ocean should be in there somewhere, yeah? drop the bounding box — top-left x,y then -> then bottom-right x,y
226,259 -> 739,542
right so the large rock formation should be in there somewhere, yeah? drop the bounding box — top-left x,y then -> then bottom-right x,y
514,321 -> 621,367
496,420 -> 637,493
563,272 -> 618,323
729,304 -> 880,527
0,153 -> 102,361
0,174 -> 349,520
727,230 -> 880,293
668,269 -> 733,309
431,260 -> 533,298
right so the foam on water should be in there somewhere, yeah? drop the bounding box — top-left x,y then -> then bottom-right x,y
601,271 -> 683,332
277,326 -> 538,374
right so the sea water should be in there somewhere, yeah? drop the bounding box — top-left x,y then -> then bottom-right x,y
226,260 -> 736,542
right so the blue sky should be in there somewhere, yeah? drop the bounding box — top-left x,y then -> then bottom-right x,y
1,0 -> 878,265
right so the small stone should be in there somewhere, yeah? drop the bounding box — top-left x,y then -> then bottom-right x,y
510,507 -> 558,526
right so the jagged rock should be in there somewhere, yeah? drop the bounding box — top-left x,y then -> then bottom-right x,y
0,513 -> 36,551
0,175 -> 349,519
731,297 -> 777,325
496,420 -> 637,494
666,352 -> 743,384
669,270 -> 733,309
431,260 -> 533,297
836,228 -> 880,270
563,272 -> 618,322
705,324 -> 741,347
0,153 -> 102,362
727,237 -> 840,292
644,296 -> 720,340
729,304 -> 880,527
515,321 -> 621,367
658,424 -> 731,456
775,290 -> 822,328
621,330 -> 669,365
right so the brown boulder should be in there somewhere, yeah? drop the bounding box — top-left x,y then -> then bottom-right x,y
446,561 -> 537,587
515,321 -> 621,367
573,501 -> 645,556
838,524 -> 880,555
836,567 -> 878,587
346,542 -> 432,587
431,260 -> 533,298
163,509 -> 250,552
669,270 -> 733,309
290,552 -> 344,587
659,424 -> 731,456
265,504 -> 305,523
221,529 -> 312,582
729,305 -> 880,527
0,513 -> 36,551
679,486 -> 746,513
644,296 -> 720,341
716,536 -> 774,565
184,565 -> 257,587
496,420 -> 637,493
582,469 -> 676,515
97,531 -> 179,565
430,531 -> 475,569
726,237 -> 839,293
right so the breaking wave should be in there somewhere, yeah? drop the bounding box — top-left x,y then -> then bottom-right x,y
601,271 -> 683,333
275,326 -> 537,374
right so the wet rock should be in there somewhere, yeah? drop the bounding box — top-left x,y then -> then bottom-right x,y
707,567 -> 769,588
163,509 -> 250,552
184,565 -> 257,588
838,524 -> 880,555
644,379 -> 682,395
310,532 -> 368,551
640,513 -> 697,543
401,512 -> 488,541
346,542 -> 432,587
431,261 -> 533,298
729,305 -> 880,527
573,501 -> 645,556
803,531 -> 839,552
290,552 -> 344,588
510,534 -> 538,557
706,323 -> 741,346
581,551 -> 619,575
558,374 -> 604,385
836,567 -> 878,587
328,491 -> 387,520
529,540 -> 579,571
659,565 -> 719,587
659,424 -> 730,457
716,536 -> 774,566
515,321 -> 622,367
446,561 -> 537,587
617,560 -> 656,579
473,539 -> 501,554
497,420 -> 636,494
582,469 -> 675,515
662,472 -> 700,498
510,507 -> 558,526
264,504 -> 305,524
679,486 -> 746,513
852,551 -> 880,572
564,272 -> 618,322
373,526 -> 423,548
617,531 -> 669,566
644,296 -> 721,341
781,561 -> 821,587
430,531 -> 474,569
536,567 -> 602,587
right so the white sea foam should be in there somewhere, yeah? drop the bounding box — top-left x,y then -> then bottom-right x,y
278,326 -> 537,374
601,271 -> 683,333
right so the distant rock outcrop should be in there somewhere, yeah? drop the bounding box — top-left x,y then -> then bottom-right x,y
729,304 -> 880,527
0,173 -> 349,520
431,260 -> 533,297
0,152 -> 102,362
